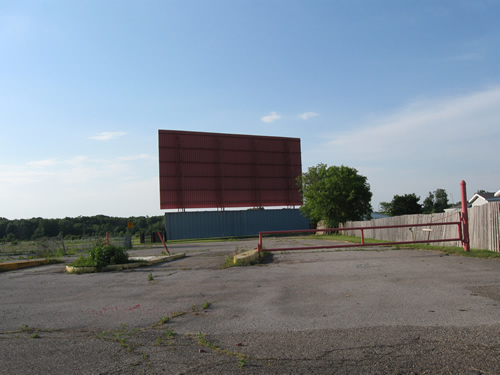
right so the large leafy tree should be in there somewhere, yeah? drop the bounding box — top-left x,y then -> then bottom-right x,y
298,164 -> 372,228
380,193 -> 422,216
422,188 -> 450,214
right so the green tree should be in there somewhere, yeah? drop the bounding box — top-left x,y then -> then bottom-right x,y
58,218 -> 75,237
422,192 -> 434,214
422,188 -> 450,214
298,164 -> 372,228
5,222 -> 19,240
31,222 -> 46,240
0,218 -> 8,240
382,193 -> 422,216
378,201 -> 392,215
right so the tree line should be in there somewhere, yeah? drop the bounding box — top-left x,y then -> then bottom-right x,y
379,189 -> 454,217
0,215 -> 165,242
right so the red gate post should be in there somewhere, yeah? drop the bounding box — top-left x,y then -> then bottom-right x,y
460,180 -> 470,252
157,232 -> 170,255
258,233 -> 263,259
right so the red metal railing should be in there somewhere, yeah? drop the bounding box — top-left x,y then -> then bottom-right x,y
157,232 -> 170,255
257,220 -> 464,255
257,180 -> 471,255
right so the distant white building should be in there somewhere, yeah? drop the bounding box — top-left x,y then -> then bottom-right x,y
444,204 -> 462,213
468,191 -> 500,207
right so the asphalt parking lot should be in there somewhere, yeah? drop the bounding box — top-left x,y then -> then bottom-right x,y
0,237 -> 499,374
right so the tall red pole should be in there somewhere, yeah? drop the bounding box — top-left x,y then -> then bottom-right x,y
157,232 -> 170,255
460,180 -> 470,252
257,233 -> 263,259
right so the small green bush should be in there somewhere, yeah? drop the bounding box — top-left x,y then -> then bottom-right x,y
70,255 -> 94,267
71,240 -> 129,269
89,244 -> 128,268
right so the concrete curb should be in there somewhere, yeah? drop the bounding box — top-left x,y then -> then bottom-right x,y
65,253 -> 185,274
233,249 -> 258,264
0,258 -> 60,272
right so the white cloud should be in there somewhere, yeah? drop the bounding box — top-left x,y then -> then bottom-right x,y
0,153 -> 160,218
0,165 -> 55,185
64,155 -> 89,165
0,154 -> 146,187
261,112 -> 281,123
315,86 -> 500,208
26,158 -> 58,167
89,132 -> 128,141
26,156 -> 89,167
328,86 -> 500,160
117,154 -> 156,161
299,112 -> 319,120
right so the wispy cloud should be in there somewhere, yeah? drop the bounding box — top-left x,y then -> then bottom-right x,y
117,154 -> 156,161
0,165 -> 55,185
299,112 -> 319,120
3,154 -> 152,187
26,158 -> 59,167
261,112 -> 281,123
0,160 -> 160,219
328,86 -> 500,159
89,132 -> 128,141
318,86 -> 500,206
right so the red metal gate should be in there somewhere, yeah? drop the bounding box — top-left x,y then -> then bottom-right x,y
257,180 -> 470,255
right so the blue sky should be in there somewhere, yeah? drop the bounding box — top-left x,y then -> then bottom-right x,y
1,0 -> 499,219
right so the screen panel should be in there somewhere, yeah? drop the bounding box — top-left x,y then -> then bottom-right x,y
158,130 -> 303,209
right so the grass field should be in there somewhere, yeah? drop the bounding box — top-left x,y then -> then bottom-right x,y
308,233 -> 500,259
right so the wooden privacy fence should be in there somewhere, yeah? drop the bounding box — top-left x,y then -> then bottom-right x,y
340,202 -> 500,252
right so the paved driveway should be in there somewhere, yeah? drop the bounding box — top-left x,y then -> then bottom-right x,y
0,238 -> 499,374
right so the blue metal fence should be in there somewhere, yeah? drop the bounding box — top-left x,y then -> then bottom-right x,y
164,209 -> 310,241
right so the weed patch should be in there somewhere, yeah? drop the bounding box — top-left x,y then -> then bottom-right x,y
195,331 -> 249,367
238,358 -> 249,368
164,329 -> 176,337
70,239 -> 129,270
155,328 -> 177,346
20,324 -> 35,333
150,311 -> 185,328
98,324 -> 139,352
159,316 -> 170,325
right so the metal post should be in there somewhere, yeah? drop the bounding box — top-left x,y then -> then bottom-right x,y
360,229 -> 365,245
258,233 -> 263,257
157,232 -> 170,255
460,180 -> 470,252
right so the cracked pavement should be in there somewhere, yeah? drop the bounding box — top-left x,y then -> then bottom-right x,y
0,238 -> 499,374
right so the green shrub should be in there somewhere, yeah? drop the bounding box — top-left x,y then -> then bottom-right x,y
70,255 -> 95,267
89,244 -> 128,269
71,240 -> 129,269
